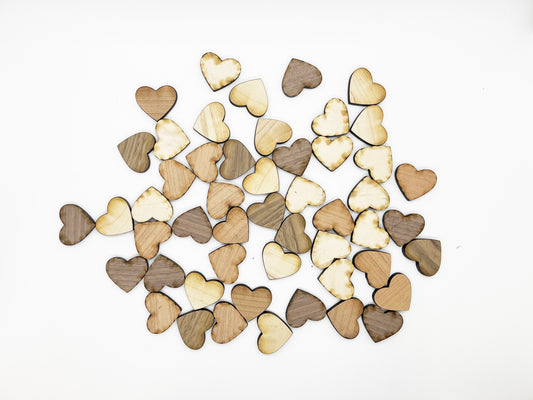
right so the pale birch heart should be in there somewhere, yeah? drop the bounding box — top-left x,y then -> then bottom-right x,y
131,186 -> 173,223
354,145 -> 392,183
285,176 -> 325,213
242,158 -> 279,195
257,312 -> 292,354
352,210 -> 389,249
262,242 -> 301,279
193,102 -> 230,143
348,68 -> 386,105
350,106 -> 387,146
311,231 -> 351,269
154,119 -> 190,160
184,272 -> 224,309
348,177 -> 390,212
200,52 -> 241,91
312,98 -> 349,136
312,136 -> 353,171
229,79 -> 268,117
318,259 -> 355,300
96,197 -> 133,235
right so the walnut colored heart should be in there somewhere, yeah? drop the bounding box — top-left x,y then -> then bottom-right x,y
229,79 -> 268,117
185,272 -> 224,309
135,85 -> 177,120
383,210 -> 425,246
311,231 -> 351,269
348,177 -> 390,212
312,98 -> 349,136
159,160 -> 195,200
312,136 -> 353,171
242,158 -> 279,195
286,176 -> 325,213
318,259 -> 355,300
354,145 -> 392,183
262,242 -> 301,279
209,244 -> 246,284
131,186 -> 173,223
247,193 -> 285,230
312,199 -> 354,236
154,119 -> 190,160
206,182 -> 244,219
403,239 -> 441,276
200,52 -> 241,91
177,310 -> 214,350
353,250 -> 391,289
144,254 -> 185,292
145,292 -> 181,334
362,305 -> 403,342
352,210 -> 390,249
327,298 -> 364,339
348,68 -> 386,105
272,138 -> 312,176
374,273 -> 411,311
106,256 -> 147,292
211,302 -> 248,344
172,206 -> 212,244
282,58 -> 322,97
231,285 -> 272,321
350,106 -> 387,146
220,139 -> 255,180
395,163 -> 437,200
117,132 -> 155,173
96,197 -> 133,236
212,207 -> 248,244
255,118 -> 292,156
257,312 -> 292,354
286,289 -> 326,328
59,204 -> 95,245
134,221 -> 171,259
186,142 -> 223,183
193,102 -> 230,143
275,214 -> 312,254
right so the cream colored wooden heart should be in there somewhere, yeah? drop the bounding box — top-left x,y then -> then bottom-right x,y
257,312 -> 292,354
312,98 -> 349,136
184,272 -> 224,309
348,177 -> 390,212
348,68 -> 386,105
311,231 -> 351,269
255,118 -> 292,156
242,157 -> 279,195
193,102 -> 230,143
96,197 -> 133,235
350,106 -> 387,146
354,145 -> 392,183
154,119 -> 190,160
200,52 -> 241,91
352,210 -> 389,249
286,177 -> 325,213
229,79 -> 268,117
131,186 -> 173,223
312,136 -> 353,171
262,242 -> 301,279
318,259 -> 355,300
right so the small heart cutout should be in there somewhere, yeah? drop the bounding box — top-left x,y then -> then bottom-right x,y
106,256 -> 148,292
247,192 -> 286,230
403,239 -> 441,277
154,119 -> 190,160
285,176 -> 325,213
312,136 -> 353,171
257,312 -> 292,354
209,244 -> 246,284
145,292 -> 181,334
383,210 -> 425,246
352,210 -> 390,249
172,206 -> 212,244
354,145 -> 392,183
353,250 -> 391,289
212,207 -> 249,244
318,259 -> 355,300
262,242 -> 301,279
220,139 -> 255,180
135,85 -> 177,121
272,138 -> 312,176
327,298 -> 364,339
395,163 -> 437,201
117,132 -> 155,173
200,52 -> 241,91
374,273 -> 411,311
275,213 -> 312,254
211,302 -> 248,344
312,98 -> 349,136
193,102 -> 230,142
282,58 -> 322,97
348,68 -> 386,105
231,284 -> 272,322
311,231 -> 351,269
242,157 -> 279,195
362,304 -> 403,343
206,182 -> 244,219
95,197 -> 133,236
255,118 -> 292,156
286,289 -> 326,328
186,142 -> 223,183
312,199 -> 354,236
59,204 -> 95,245
177,309 -> 214,350
144,254 -> 185,292
229,79 -> 268,117
131,186 -> 173,223
350,105 -> 387,145
134,221 -> 171,259
348,176 -> 390,212
159,160 -> 196,201
184,271 -> 224,309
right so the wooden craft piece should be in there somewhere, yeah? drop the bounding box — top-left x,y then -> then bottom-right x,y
154,119 -> 190,160
106,256 -> 147,292
352,210 -> 390,249
312,136 -> 353,171
246,193 -> 285,230
282,58 -> 322,97
354,145 -> 392,183
117,132 -> 155,173
374,273 -> 411,311
177,310 -> 214,350
206,182 -> 244,219
96,197 -> 133,236
348,68 -> 386,105
285,176 -> 325,213
172,206 -> 212,244
254,118 -> 292,156
135,85 -> 177,120
272,138 -> 312,176
403,239 -> 441,276
134,222 -> 171,259
395,163 -> 437,200
211,302 -> 248,344
353,250 -> 391,289
159,160 -> 196,200
193,102 -> 230,143
275,214 -> 312,254
131,186 -> 173,223
200,52 -> 241,91
383,210 -> 425,246
184,272 -> 224,309
212,207 -> 249,244
242,157 -> 279,195
327,298 -> 364,339
229,79 -> 268,117
312,98 -> 349,136
59,204 -> 95,245
186,142 -> 223,183
231,285 -> 272,321
311,231 -> 351,269
220,139 -> 255,180
312,199 -> 354,236
350,106 -> 387,145
348,176 -> 390,212
257,312 -> 292,354
318,259 -> 355,300
363,305 -> 403,342
262,242 -> 301,279
144,254 -> 185,292
145,292 -> 181,334
209,244 -> 246,284
286,289 -> 326,328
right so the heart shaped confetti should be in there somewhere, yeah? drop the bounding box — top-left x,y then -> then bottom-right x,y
159,160 -> 196,201
311,231 -> 351,269
154,119 -> 190,160
200,52 -> 241,91
282,58 -> 322,97
177,309 -> 214,350
383,210 -> 425,246
327,298 -> 364,339
131,186 -> 173,223
395,163 -> 437,201
312,98 -> 349,136
220,139 -> 255,180
145,292 -> 181,334
272,138 -> 312,176
134,221 -> 171,259
352,210 -> 390,249
96,197 -> 133,236
59,204 -> 95,245
362,304 -> 403,343
374,273 -> 411,311
211,302 -> 248,344
135,85 -> 177,121
286,289 -> 326,328
354,145 -> 392,183
318,259 -> 355,300
242,157 -> 279,195
312,199 -> 354,236
312,136 -> 353,171
350,106 -> 387,145
193,102 -> 230,143
106,256 -> 148,293
184,272 -> 224,309
144,254 -> 185,292
255,118 -> 292,156
186,142 -> 223,183
212,207 -> 249,244
348,68 -> 386,105
275,213 -> 312,254
209,244 -> 246,284
229,79 -> 268,117
348,177 -> 390,213
246,192 -> 286,230
172,206 -> 212,244
257,312 -> 292,354
117,132 -> 155,173
403,239 -> 441,276
206,182 -> 244,219
231,285 -> 272,322
262,242 -> 301,279
285,176 -> 325,213
353,250 -> 391,289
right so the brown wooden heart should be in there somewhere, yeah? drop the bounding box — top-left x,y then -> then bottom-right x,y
312,199 -> 354,236
395,163 -> 437,201
272,138 -> 312,176
159,160 -> 195,201
231,284 -> 272,322
106,256 -> 148,292
177,309 -> 214,350
211,302 -> 248,344
117,132 -> 155,173
373,273 -> 411,311
362,304 -> 403,343
282,58 -> 322,97
274,213 -> 312,254
403,239 -> 441,276
246,192 -> 286,230
172,206 -> 212,244
208,244 -> 246,284
212,207 -> 248,244
220,139 -> 255,180
206,182 -> 244,219
144,254 -> 185,292
353,250 -> 391,289
59,204 -> 95,245
327,298 -> 364,339
186,142 -> 223,183
145,292 -> 181,334
383,209 -> 425,246
286,289 -> 326,328
134,222 -> 171,259
135,85 -> 177,121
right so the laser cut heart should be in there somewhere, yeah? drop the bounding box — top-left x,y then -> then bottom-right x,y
200,52 -> 241,91
312,98 -> 349,136
106,256 -> 148,292
282,58 -> 322,97
348,68 -> 386,105
220,139 -> 255,180
312,136 -> 353,171
131,186 -> 173,223
354,145 -> 392,183
96,197 -> 133,236
231,285 -> 272,321
211,302 -> 248,344
318,259 -> 355,300
229,79 -> 268,117
186,142 -> 223,183
172,206 -> 212,244
209,244 -> 246,284
272,138 -> 312,176
159,160 -> 196,201
144,254 -> 185,292
177,309 -> 214,350
246,192 -> 285,230
117,132 -> 155,173
285,176 -> 325,213
134,221 -> 171,259
383,210 -> 425,246
312,199 -> 354,236
395,163 -> 437,200
353,250 -> 391,289
311,231 -> 351,269
145,292 -> 181,334
350,106 -> 387,146
154,119 -> 190,160
362,304 -> 403,343
59,204 -> 95,245
262,242 -> 301,279
135,85 -> 177,121
206,182 -> 244,219
374,273 -> 411,311
403,239 -> 441,276
348,177 -> 390,212
184,272 -> 224,309
327,298 -> 364,339
275,213 -> 312,254
286,289 -> 326,328
212,207 -> 248,244
255,118 -> 292,156
352,210 -> 390,249
242,157 -> 279,195
257,312 -> 292,354
193,102 -> 230,143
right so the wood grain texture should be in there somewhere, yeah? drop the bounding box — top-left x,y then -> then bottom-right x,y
186,142 -> 223,183
172,206 -> 212,244
395,163 -> 437,201
117,132 -> 155,173
383,210 -> 425,246
209,243 -> 246,284
403,239 -> 441,276
134,221 -> 171,259
272,138 -> 312,176
229,79 -> 268,117
242,157 -> 279,195
312,136 -> 353,171
231,284 -> 272,322
374,273 -> 411,311
159,160 -> 195,201
286,289 -> 326,328
282,58 -> 322,97
185,271 -> 224,309
145,292 -> 181,334
348,68 -> 386,105
212,207 -> 249,244
354,145 -> 392,183
211,302 -> 248,344
348,176 -> 390,212
285,176 -> 325,213
353,250 -> 391,289
131,186 -> 173,223
352,210 -> 390,249
206,182 -> 244,219
262,241 -> 301,279
95,197 -> 133,236
154,119 -> 190,160
311,231 -> 351,269
200,52 -> 241,91
350,106 -> 387,146
220,139 -> 255,180
106,256 -> 147,292
312,98 -> 349,136
318,259 -> 355,300
177,309 -> 214,350
254,118 -> 292,156
257,312 -> 292,354
59,204 -> 95,245
144,254 -> 185,292
362,304 -> 403,343
135,85 -> 177,120
312,199 -> 354,236
274,213 -> 312,254
246,192 -> 286,230
327,298 -> 364,339
193,102 -> 230,142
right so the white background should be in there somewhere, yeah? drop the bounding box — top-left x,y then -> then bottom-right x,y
1,0 -> 532,398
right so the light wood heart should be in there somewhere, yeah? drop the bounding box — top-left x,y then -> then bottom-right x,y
285,176 -> 325,213
135,85 -> 177,121
257,312 -> 292,354
206,182 -> 244,219
154,119 -> 190,160
145,292 -> 181,334
275,214 -> 312,254
220,139 -> 255,180
272,138 -> 312,176
374,273 -> 411,311
362,304 -> 403,343
327,298 -> 364,339
212,207 -> 248,244
318,259 -> 355,300
255,118 -> 292,156
131,186 -> 173,223
395,163 -> 437,200
184,272 -> 224,309
242,157 -> 279,195
59,204 -> 95,245
144,254 -> 185,292
231,285 -> 272,321
211,302 -> 248,344
354,145 -> 392,183
247,192 -> 286,230
229,79 -> 268,117
200,52 -> 241,91
348,177 -> 390,212
286,289 -> 326,328
172,206 -> 212,244
312,136 -> 353,171
311,231 -> 351,269
348,68 -> 386,105
350,106 -> 387,146
403,239 -> 441,276
106,256 -> 148,293
186,142 -> 223,183
96,197 -> 133,235
117,131 -> 155,173
352,210 -> 390,249
209,243 -> 246,284
383,210 -> 425,246
282,58 -> 322,97
312,98 -> 349,136
193,102 -> 230,143
177,310 -> 214,350
353,250 -> 391,289
134,221 -> 171,259
262,242 -> 301,279
159,160 -> 196,201
312,199 -> 354,236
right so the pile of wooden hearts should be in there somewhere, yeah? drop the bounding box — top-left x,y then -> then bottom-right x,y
59,53 -> 441,354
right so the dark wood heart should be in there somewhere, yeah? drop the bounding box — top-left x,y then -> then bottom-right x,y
59,204 -> 95,246
172,206 -> 212,244
177,309 -> 214,350
274,213 -> 311,254
383,209 -> 425,246
282,58 -> 322,97
117,132 -> 155,173
247,192 -> 286,230
286,289 -> 326,328
144,254 -> 185,292
220,139 -> 255,180
362,304 -> 403,343
272,138 -> 312,176
327,298 -> 364,339
106,256 -> 148,292
403,239 -> 441,276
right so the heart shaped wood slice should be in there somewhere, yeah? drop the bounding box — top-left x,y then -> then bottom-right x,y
272,138 -> 312,176
184,271 -> 224,309
106,256 -> 148,292
353,250 -> 391,289
318,259 -> 355,300
193,102 -> 230,143
262,242 -> 301,279
275,213 -> 312,254
312,199 -> 354,236
403,239 -> 441,276
96,197 -> 133,236
282,58 -> 322,97
135,85 -> 177,121
220,139 -> 255,180
348,68 -> 386,105
209,244 -> 246,284
327,298 -> 364,339
352,210 -> 390,249
117,132 -> 155,173
350,106 -> 387,146
374,273 -> 411,311
255,118 -> 292,156
159,160 -> 195,201
172,206 -> 212,244
144,254 -> 185,292
362,304 -> 403,343
286,289 -> 326,328
134,221 -> 171,259
311,231 -> 351,269
229,79 -> 268,117
206,182 -> 244,219
312,136 -> 353,171
231,284 -> 272,321
177,309 -> 214,350
59,204 -> 95,245
145,292 -> 181,334
211,302 -> 248,344
348,177 -> 390,212
354,145 -> 392,183
131,186 -> 173,223
257,312 -> 292,354
154,119 -> 190,160
395,163 -> 437,200
200,52 -> 241,91
242,157 -> 279,195
212,207 -> 248,244
312,98 -> 349,136
247,192 -> 286,230
285,176 -> 325,213
186,142 -> 223,183
383,210 -> 425,246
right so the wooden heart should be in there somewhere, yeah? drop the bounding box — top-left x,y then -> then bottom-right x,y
362,304 -> 403,343
117,132 -> 155,173
186,142 -> 223,183
144,254 -> 185,292
374,273 -> 411,311
159,160 -> 195,200
348,177 -> 390,212
311,231 -> 351,269
220,139 -> 255,180
242,157 -> 279,195
184,271 -> 224,309
395,163 -> 437,200
134,221 -> 171,259
352,210 -> 390,249
96,197 -> 133,236
282,58 -> 322,97
231,284 -> 272,321
262,242 -> 301,279
350,106 -> 387,146
145,292 -> 181,334
312,136 -> 353,171
193,102 -> 230,143
312,199 -> 354,236
59,204 -> 95,245
312,98 -> 349,136
354,145 -> 392,183
209,243 -> 246,284
229,79 -> 268,117
154,119 -> 190,160
286,289 -> 326,328
383,210 -> 425,246
286,176 -> 325,213
348,68 -> 386,105
327,298 -> 364,339
131,186 -> 173,223
257,312 -> 292,354
353,250 -> 391,289
255,118 -> 292,156
177,309 -> 214,350
106,256 -> 147,292
172,206 -> 212,244
274,213 -> 312,254
318,259 -> 355,300
200,52 -> 241,91
272,138 -> 312,176
212,207 -> 248,244
247,192 -> 286,230
206,182 -> 244,219
403,239 -> 441,276
211,302 -> 248,344
135,85 -> 177,120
